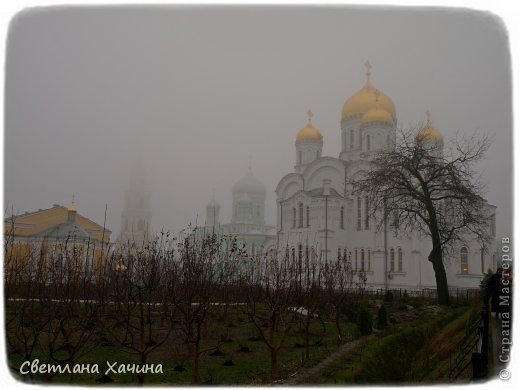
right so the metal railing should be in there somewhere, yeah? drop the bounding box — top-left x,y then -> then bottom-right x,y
449,298 -> 489,381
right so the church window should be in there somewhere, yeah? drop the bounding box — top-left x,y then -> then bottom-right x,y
305,245 -> 309,261
299,203 -> 304,228
355,249 -> 358,270
306,206 -> 310,227
292,207 -> 296,228
390,248 -> 395,272
368,249 -> 371,271
398,247 -> 403,272
364,196 -> 369,229
298,244 -> 303,262
291,247 -> 296,261
343,248 -> 347,261
461,247 -> 469,274
361,249 -> 365,271
357,197 -> 362,230
367,134 -> 371,151
340,206 -> 345,229
350,130 -> 354,149
481,247 -> 485,274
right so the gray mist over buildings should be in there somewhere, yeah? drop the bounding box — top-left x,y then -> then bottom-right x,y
4,6 -> 512,239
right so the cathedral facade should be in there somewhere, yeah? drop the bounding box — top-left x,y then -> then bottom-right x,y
266,62 -> 497,290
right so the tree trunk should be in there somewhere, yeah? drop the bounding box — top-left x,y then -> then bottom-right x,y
428,246 -> 450,305
270,347 -> 278,380
193,343 -> 200,383
334,305 -> 342,340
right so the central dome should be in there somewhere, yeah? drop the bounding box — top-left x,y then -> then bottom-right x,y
341,62 -> 396,120
232,169 -> 266,197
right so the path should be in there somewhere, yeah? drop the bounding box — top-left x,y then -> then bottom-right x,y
279,336 -> 369,385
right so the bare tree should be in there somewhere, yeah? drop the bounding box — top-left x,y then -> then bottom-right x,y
103,233 -> 175,385
168,230 -> 226,384
240,247 -> 298,381
323,251 -> 354,341
354,128 -> 492,305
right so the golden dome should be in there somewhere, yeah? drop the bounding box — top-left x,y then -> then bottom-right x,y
416,111 -> 444,142
296,110 -> 323,141
341,61 -> 396,120
361,107 -> 393,125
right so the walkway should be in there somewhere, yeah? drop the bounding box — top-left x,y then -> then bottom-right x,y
280,336 -> 369,385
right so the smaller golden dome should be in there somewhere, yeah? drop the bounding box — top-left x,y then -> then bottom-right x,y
361,107 -> 393,125
296,110 -> 323,141
416,111 -> 443,142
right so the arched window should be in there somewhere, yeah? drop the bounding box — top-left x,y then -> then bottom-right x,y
306,206 -> 310,227
291,247 -> 296,261
298,203 -> 304,228
390,248 -> 395,272
305,246 -> 309,261
343,248 -> 347,261
340,206 -> 345,230
292,207 -> 296,228
398,247 -> 403,272
298,244 -> 303,262
357,197 -> 362,230
461,247 -> 469,274
361,249 -> 365,271
367,134 -> 371,151
364,196 -> 370,229
350,129 -> 354,149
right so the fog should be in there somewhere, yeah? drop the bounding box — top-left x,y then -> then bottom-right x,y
4,5 -> 512,239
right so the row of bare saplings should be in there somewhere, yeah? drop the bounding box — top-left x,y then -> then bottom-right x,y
4,229 -> 368,384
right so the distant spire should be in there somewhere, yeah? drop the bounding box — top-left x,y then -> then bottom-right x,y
68,194 -> 77,212
364,60 -> 372,82
307,109 -> 313,125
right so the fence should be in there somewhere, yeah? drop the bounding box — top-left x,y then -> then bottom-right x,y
352,287 -> 481,303
448,298 -> 489,381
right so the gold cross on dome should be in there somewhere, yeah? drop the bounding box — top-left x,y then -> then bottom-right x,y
307,109 -> 313,123
425,110 -> 431,125
365,60 -> 372,80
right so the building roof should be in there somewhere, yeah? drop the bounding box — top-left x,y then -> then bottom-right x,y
4,204 -> 111,243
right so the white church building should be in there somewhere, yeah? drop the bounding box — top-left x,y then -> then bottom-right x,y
264,62 -> 497,290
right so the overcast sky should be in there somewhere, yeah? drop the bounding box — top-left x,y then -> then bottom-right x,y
4,5 -> 512,239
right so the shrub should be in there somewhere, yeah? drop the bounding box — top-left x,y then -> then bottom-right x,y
358,306 -> 373,336
376,305 -> 388,329
384,290 -> 394,302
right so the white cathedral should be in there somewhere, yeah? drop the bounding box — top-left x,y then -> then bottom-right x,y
252,62 -> 497,291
